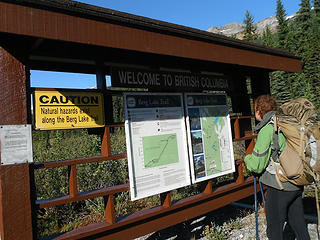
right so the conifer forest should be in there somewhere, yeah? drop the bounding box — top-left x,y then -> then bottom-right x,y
245,0 -> 320,116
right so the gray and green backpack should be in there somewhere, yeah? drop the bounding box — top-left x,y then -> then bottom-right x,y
271,98 -> 320,187
270,98 -> 320,235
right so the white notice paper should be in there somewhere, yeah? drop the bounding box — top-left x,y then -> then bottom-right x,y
0,125 -> 33,165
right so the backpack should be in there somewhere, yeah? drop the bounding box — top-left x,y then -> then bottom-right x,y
270,98 -> 320,188
270,98 -> 320,236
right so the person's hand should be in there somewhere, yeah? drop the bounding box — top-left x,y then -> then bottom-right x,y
252,171 -> 260,178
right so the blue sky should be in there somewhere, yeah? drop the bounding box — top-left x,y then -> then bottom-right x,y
77,0 -> 301,30
31,0 -> 302,89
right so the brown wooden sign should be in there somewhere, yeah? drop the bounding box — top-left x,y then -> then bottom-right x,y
111,67 -> 229,91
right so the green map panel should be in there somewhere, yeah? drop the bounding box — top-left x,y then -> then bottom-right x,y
201,107 -> 227,176
143,133 -> 179,168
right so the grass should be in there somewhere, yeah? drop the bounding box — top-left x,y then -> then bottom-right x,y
201,206 -> 266,240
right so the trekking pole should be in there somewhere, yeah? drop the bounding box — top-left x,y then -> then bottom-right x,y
254,176 -> 260,240
259,180 -> 266,206
314,174 -> 320,239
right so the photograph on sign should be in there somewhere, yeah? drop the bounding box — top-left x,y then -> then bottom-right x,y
0,124 -> 33,165
185,93 -> 235,183
33,91 -> 105,130
124,92 -> 191,200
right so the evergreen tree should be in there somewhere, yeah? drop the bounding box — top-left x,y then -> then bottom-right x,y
270,0 -> 291,104
286,0 -> 311,95
296,0 -> 312,34
312,0 -> 320,35
292,0 -> 311,57
230,33 -> 238,39
276,0 -> 289,48
270,71 -> 292,105
298,0 -> 320,105
314,0 -> 320,15
311,0 -> 320,94
303,22 -> 320,105
267,0 -> 320,117
243,10 -> 258,41
261,25 -> 275,47
288,0 -> 319,111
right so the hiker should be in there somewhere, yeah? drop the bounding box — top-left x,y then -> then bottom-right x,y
244,94 -> 310,240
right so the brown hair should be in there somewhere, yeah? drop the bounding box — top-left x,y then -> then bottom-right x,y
254,94 -> 277,118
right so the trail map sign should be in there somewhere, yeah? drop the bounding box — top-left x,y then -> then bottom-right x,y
185,93 -> 235,183
34,91 -> 104,130
124,92 -> 191,200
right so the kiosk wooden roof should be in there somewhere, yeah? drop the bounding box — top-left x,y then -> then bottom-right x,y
0,0 -> 301,74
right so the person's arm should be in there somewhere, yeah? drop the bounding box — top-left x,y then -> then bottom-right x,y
244,125 -> 273,173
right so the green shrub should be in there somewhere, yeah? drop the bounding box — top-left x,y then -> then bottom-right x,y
33,129 -> 128,238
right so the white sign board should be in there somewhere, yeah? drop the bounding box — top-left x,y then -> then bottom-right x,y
185,93 -> 235,183
124,93 -> 191,200
0,125 -> 33,165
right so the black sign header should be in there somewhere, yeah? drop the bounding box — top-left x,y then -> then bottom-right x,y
111,67 -> 228,91
126,95 -> 181,108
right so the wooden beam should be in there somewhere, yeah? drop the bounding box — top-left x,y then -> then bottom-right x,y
0,2 -> 302,72
0,47 -> 33,240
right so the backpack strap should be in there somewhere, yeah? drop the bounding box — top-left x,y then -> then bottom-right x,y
300,123 -> 306,160
271,115 -> 281,161
314,174 -> 320,238
271,115 -> 284,190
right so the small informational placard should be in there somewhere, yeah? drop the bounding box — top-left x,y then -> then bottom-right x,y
124,92 -> 191,200
34,91 -> 105,130
0,125 -> 33,165
185,93 -> 235,183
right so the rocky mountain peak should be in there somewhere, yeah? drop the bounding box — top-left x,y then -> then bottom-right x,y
207,22 -> 244,37
207,13 -> 295,38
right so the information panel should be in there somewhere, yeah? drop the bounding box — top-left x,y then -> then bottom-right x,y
34,91 -> 104,130
185,93 -> 235,183
124,93 -> 191,200
0,125 -> 33,165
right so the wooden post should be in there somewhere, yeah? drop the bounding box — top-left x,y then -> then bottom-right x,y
203,180 -> 212,194
235,160 -> 245,184
234,119 -> 240,140
105,195 -> 116,224
101,126 -> 111,157
0,47 -> 33,239
96,65 -> 107,90
68,165 -> 78,198
160,192 -> 171,208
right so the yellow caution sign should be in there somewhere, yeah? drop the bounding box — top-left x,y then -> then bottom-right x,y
34,91 -> 105,130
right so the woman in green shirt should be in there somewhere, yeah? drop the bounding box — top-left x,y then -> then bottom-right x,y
245,94 -> 309,240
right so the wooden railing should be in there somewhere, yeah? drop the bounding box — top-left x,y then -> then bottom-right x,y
232,115 -> 256,155
31,116 -> 257,240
